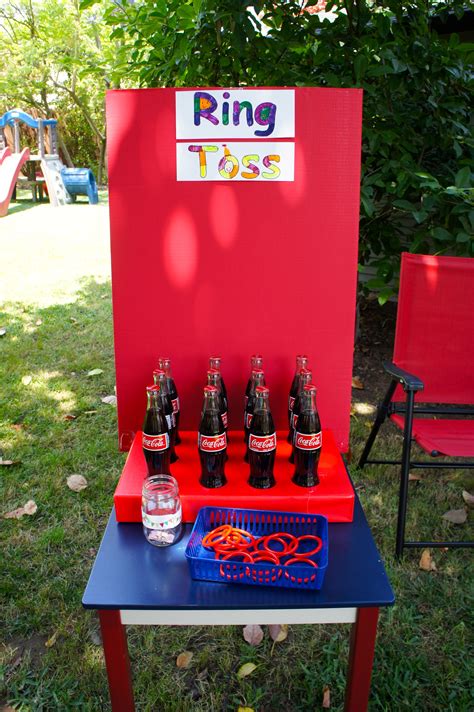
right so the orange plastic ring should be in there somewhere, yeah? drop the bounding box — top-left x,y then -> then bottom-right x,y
251,551 -> 280,565
221,551 -> 253,562
202,524 -> 232,548
263,533 -> 298,556
293,535 -> 322,558
283,557 -> 318,584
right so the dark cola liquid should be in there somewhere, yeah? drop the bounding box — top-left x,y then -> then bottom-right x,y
142,409 -> 171,476
159,393 -> 178,464
167,378 -> 181,444
248,410 -> 276,489
199,411 -> 227,488
292,410 -> 321,488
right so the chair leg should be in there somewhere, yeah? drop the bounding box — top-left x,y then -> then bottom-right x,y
395,390 -> 415,559
358,380 -> 397,469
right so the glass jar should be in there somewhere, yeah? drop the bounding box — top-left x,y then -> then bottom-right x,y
142,474 -> 182,547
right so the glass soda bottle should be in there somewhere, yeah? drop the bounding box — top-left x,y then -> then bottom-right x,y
248,386 -> 277,489
209,356 -> 227,408
198,385 -> 227,488
288,354 -> 309,442
244,354 -> 264,406
289,368 -> 312,463
244,368 -> 265,456
158,357 -> 181,444
293,385 -> 322,488
142,384 -> 171,476
153,369 -> 178,463
207,368 -> 228,433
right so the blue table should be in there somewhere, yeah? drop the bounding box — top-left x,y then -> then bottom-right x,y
83,497 -> 394,711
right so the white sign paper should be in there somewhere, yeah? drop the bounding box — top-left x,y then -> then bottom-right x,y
176,142 -> 295,182
176,89 -> 295,139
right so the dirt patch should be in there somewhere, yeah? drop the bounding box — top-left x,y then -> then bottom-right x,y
353,297 -> 398,406
2,634 -> 48,669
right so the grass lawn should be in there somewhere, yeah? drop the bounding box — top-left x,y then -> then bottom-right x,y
1,201 -> 473,711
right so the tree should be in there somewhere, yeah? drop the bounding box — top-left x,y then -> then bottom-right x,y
100,0 -> 473,300
0,0 -> 120,182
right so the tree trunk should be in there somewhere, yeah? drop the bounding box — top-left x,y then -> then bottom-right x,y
58,133 -> 74,167
97,135 -> 107,185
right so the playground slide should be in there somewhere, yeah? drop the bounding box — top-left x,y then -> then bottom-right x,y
0,147 -> 30,217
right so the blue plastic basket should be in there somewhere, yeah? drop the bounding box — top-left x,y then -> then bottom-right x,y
185,506 -> 328,590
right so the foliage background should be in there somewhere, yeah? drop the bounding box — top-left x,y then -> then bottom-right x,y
101,0 -> 473,300
0,0 -> 473,296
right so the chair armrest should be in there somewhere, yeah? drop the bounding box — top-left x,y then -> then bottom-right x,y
383,362 -> 424,392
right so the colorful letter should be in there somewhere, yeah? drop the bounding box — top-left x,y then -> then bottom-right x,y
194,91 -> 219,127
188,144 -> 218,178
241,154 -> 260,179
262,154 -> 281,179
218,146 -> 239,179
233,101 -> 253,127
254,102 -> 277,137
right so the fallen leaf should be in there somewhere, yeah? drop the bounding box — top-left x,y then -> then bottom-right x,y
0,327 -> 6,336
11,423 -> 23,431
243,624 -> 264,646
70,317 -> 78,324
45,631 -> 58,648
409,472 -> 422,481
84,410 -> 97,415
0,459 -> 20,466
101,395 -> 117,406
268,624 -> 288,643
237,662 -> 257,679
237,707 -> 255,712
35,319 -> 42,326
67,474 -> 88,492
419,548 -> 436,572
87,368 -> 104,377
462,490 -> 474,507
442,508 -> 467,524
4,499 -> 37,519
88,547 -> 97,558
63,413 -> 77,421
176,651 -> 193,669
322,684 -> 331,708
21,375 -> 32,385
351,376 -> 364,389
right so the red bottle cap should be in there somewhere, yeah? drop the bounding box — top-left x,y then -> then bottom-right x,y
255,386 -> 269,395
251,368 -> 264,375
146,384 -> 160,393
303,384 -> 317,393
204,385 -> 218,394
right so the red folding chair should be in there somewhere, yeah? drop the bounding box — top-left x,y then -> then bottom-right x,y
358,253 -> 474,557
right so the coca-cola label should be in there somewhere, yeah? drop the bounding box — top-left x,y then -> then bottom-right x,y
249,432 -> 277,453
198,432 -> 227,452
245,412 -> 253,429
222,411 -> 228,428
295,431 -> 322,451
292,413 -> 298,428
289,395 -> 295,411
171,397 -> 180,414
142,432 -> 170,451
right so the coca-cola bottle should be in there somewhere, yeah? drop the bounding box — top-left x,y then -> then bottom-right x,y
289,368 -> 312,464
244,354 -> 264,406
288,354 -> 309,442
153,369 -> 178,463
142,385 -> 171,476
209,356 -> 227,408
198,385 -> 227,488
244,368 -> 265,454
248,386 -> 276,489
207,369 -> 228,433
158,357 -> 181,444
293,385 -> 322,488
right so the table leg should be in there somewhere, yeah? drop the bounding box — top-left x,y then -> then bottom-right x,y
344,607 -> 379,712
99,610 -> 135,712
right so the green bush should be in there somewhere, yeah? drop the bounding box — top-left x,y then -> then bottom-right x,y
101,0 -> 473,301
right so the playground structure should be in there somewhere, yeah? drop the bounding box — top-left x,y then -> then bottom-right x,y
0,109 -> 98,217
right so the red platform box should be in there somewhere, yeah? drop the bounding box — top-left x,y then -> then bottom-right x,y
114,429 -> 354,523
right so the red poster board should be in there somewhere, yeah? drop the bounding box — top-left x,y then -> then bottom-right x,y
107,87 -> 362,452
